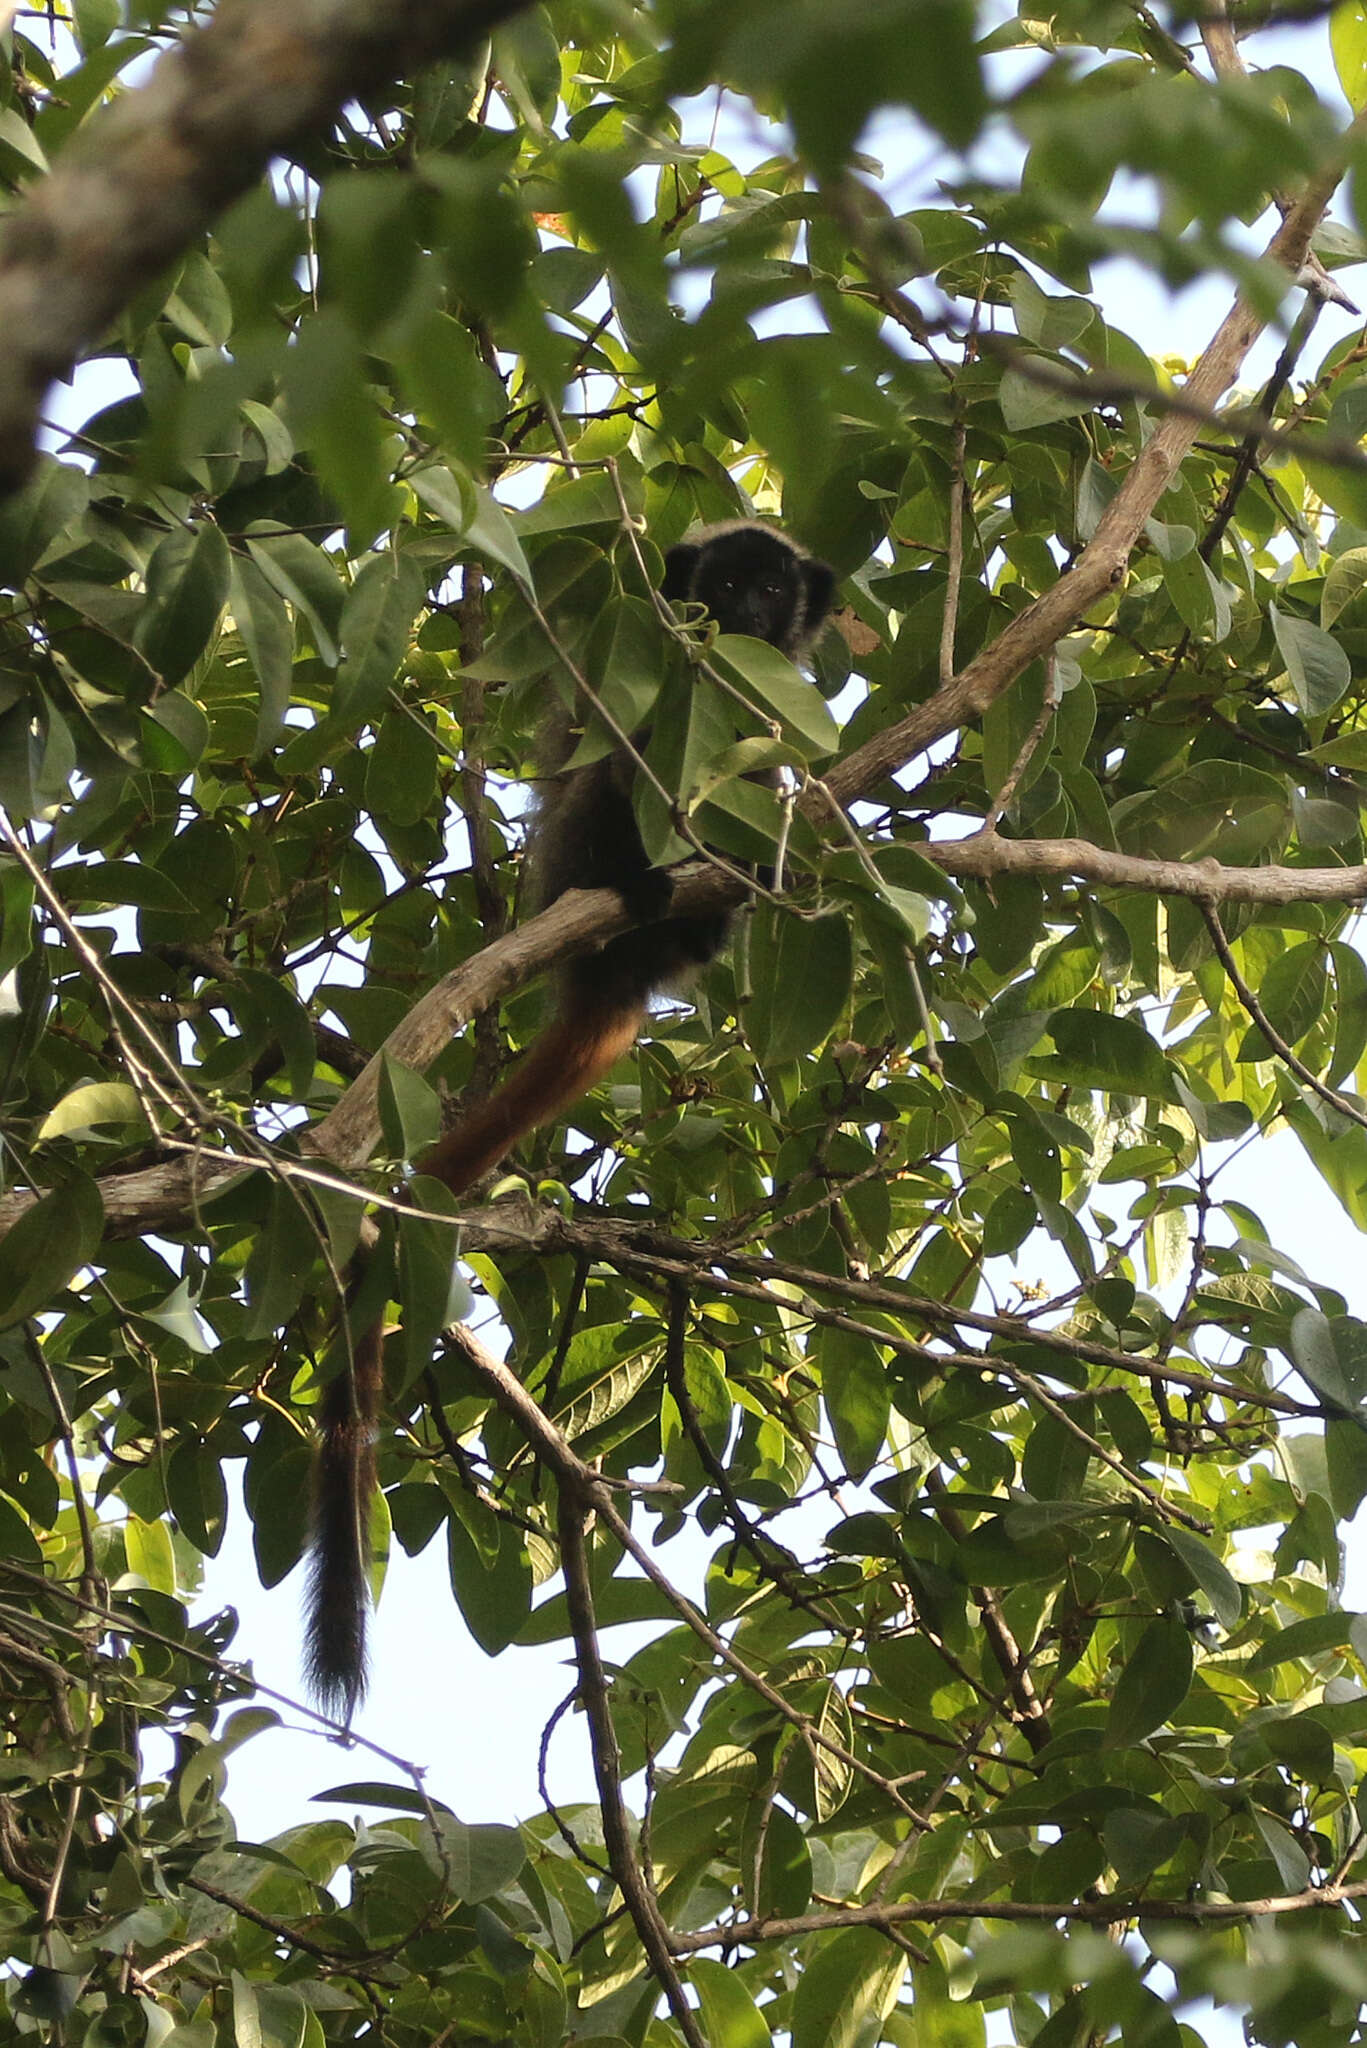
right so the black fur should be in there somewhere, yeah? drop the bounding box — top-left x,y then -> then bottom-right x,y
535,522 -> 836,1006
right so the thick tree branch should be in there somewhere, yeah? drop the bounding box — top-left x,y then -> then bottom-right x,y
0,0 -> 532,489
924,834 -> 1367,902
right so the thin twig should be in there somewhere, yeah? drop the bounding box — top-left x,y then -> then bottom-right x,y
556,1483 -> 707,2048
1201,905 -> 1367,1131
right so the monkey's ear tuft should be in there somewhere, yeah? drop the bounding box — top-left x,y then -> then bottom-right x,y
803,559 -> 837,633
662,542 -> 701,601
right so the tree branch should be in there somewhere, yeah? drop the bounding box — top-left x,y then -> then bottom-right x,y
0,0 -> 533,490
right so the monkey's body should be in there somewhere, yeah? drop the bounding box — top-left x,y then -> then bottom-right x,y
305,521 -> 835,1719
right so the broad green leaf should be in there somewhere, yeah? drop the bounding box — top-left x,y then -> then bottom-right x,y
739,1798 -> 812,1920
790,1926 -> 906,2048
691,1957 -> 770,2048
245,527 -> 345,666
1041,1010 -> 1173,1100
38,1081 -> 148,1142
1104,1618 -> 1193,1748
462,482 -> 533,592
446,1493 -> 532,1655
1234,939 -> 1326,1062
332,554 -> 426,727
749,906 -> 853,1064
400,1178 -> 471,1385
0,1177 -> 103,1329
710,635 -> 840,757
378,1055 -> 442,1160
1333,1 -> 1367,110
166,1439 -> 227,1555
999,359 -> 1090,432
439,1818 -> 527,1901
1270,603 -> 1351,717
125,1515 -> 176,1596
814,1680 -> 855,1821
1160,1528 -> 1242,1631
366,709 -> 439,825
516,469 -> 622,534
284,311 -> 392,546
228,554 -> 294,754
135,522 -> 231,686
1321,544 -> 1367,628
1289,1307 -> 1366,1414
819,1325 -> 889,1481
0,860 -> 33,978
56,860 -> 191,913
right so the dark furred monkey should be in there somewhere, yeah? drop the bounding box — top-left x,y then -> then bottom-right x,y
304,521 -> 835,1718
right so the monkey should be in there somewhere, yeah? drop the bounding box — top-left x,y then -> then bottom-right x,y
303,521 -> 836,1719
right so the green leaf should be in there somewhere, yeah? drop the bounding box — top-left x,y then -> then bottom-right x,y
0,458 -> 88,588
461,482 -> 534,593
813,1680 -> 855,1821
56,860 -> 192,913
516,469 -> 622,535
0,860 -> 33,978
332,553 -> 426,728
999,358 -> 1091,432
790,1926 -> 906,2048
1289,1308 -> 1366,1415
439,1817 -> 526,1901
1159,1527 -> 1242,1631
366,709 -> 439,825
135,522 -> 231,686
125,1515 -> 176,1596
284,311 -> 393,546
378,1054 -> 442,1160
710,635 -> 840,757
1270,604 -> 1351,717
166,1441 -> 228,1556
1333,0 -> 1367,110
446,1494 -> 532,1655
400,1179 -> 470,1386
1321,544 -> 1367,629
691,1957 -> 770,2048
228,554 -> 294,755
1234,939 -> 1326,1062
819,1325 -> 889,1481
38,1081 -> 148,1142
748,907 -> 853,1063
0,1177 -> 103,1329
1249,1806 -> 1311,1892
1041,1009 -> 1174,1100
245,527 -> 345,666
1246,1611 -> 1355,1672
739,1798 -> 812,1919
1104,1618 -> 1193,1747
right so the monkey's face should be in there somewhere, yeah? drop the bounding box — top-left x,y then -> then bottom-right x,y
693,533 -> 805,647
663,523 -> 836,656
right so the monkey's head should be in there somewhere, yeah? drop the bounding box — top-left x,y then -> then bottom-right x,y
663,522 -> 836,656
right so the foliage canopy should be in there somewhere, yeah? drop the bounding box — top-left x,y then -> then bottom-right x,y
10,2 -> 1367,2044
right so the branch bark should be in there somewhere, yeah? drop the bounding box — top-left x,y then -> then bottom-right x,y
0,0 -> 532,490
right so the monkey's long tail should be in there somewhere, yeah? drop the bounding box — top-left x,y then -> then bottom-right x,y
305,1317 -> 381,1723
417,989 -> 647,1195
304,987 -> 645,1719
